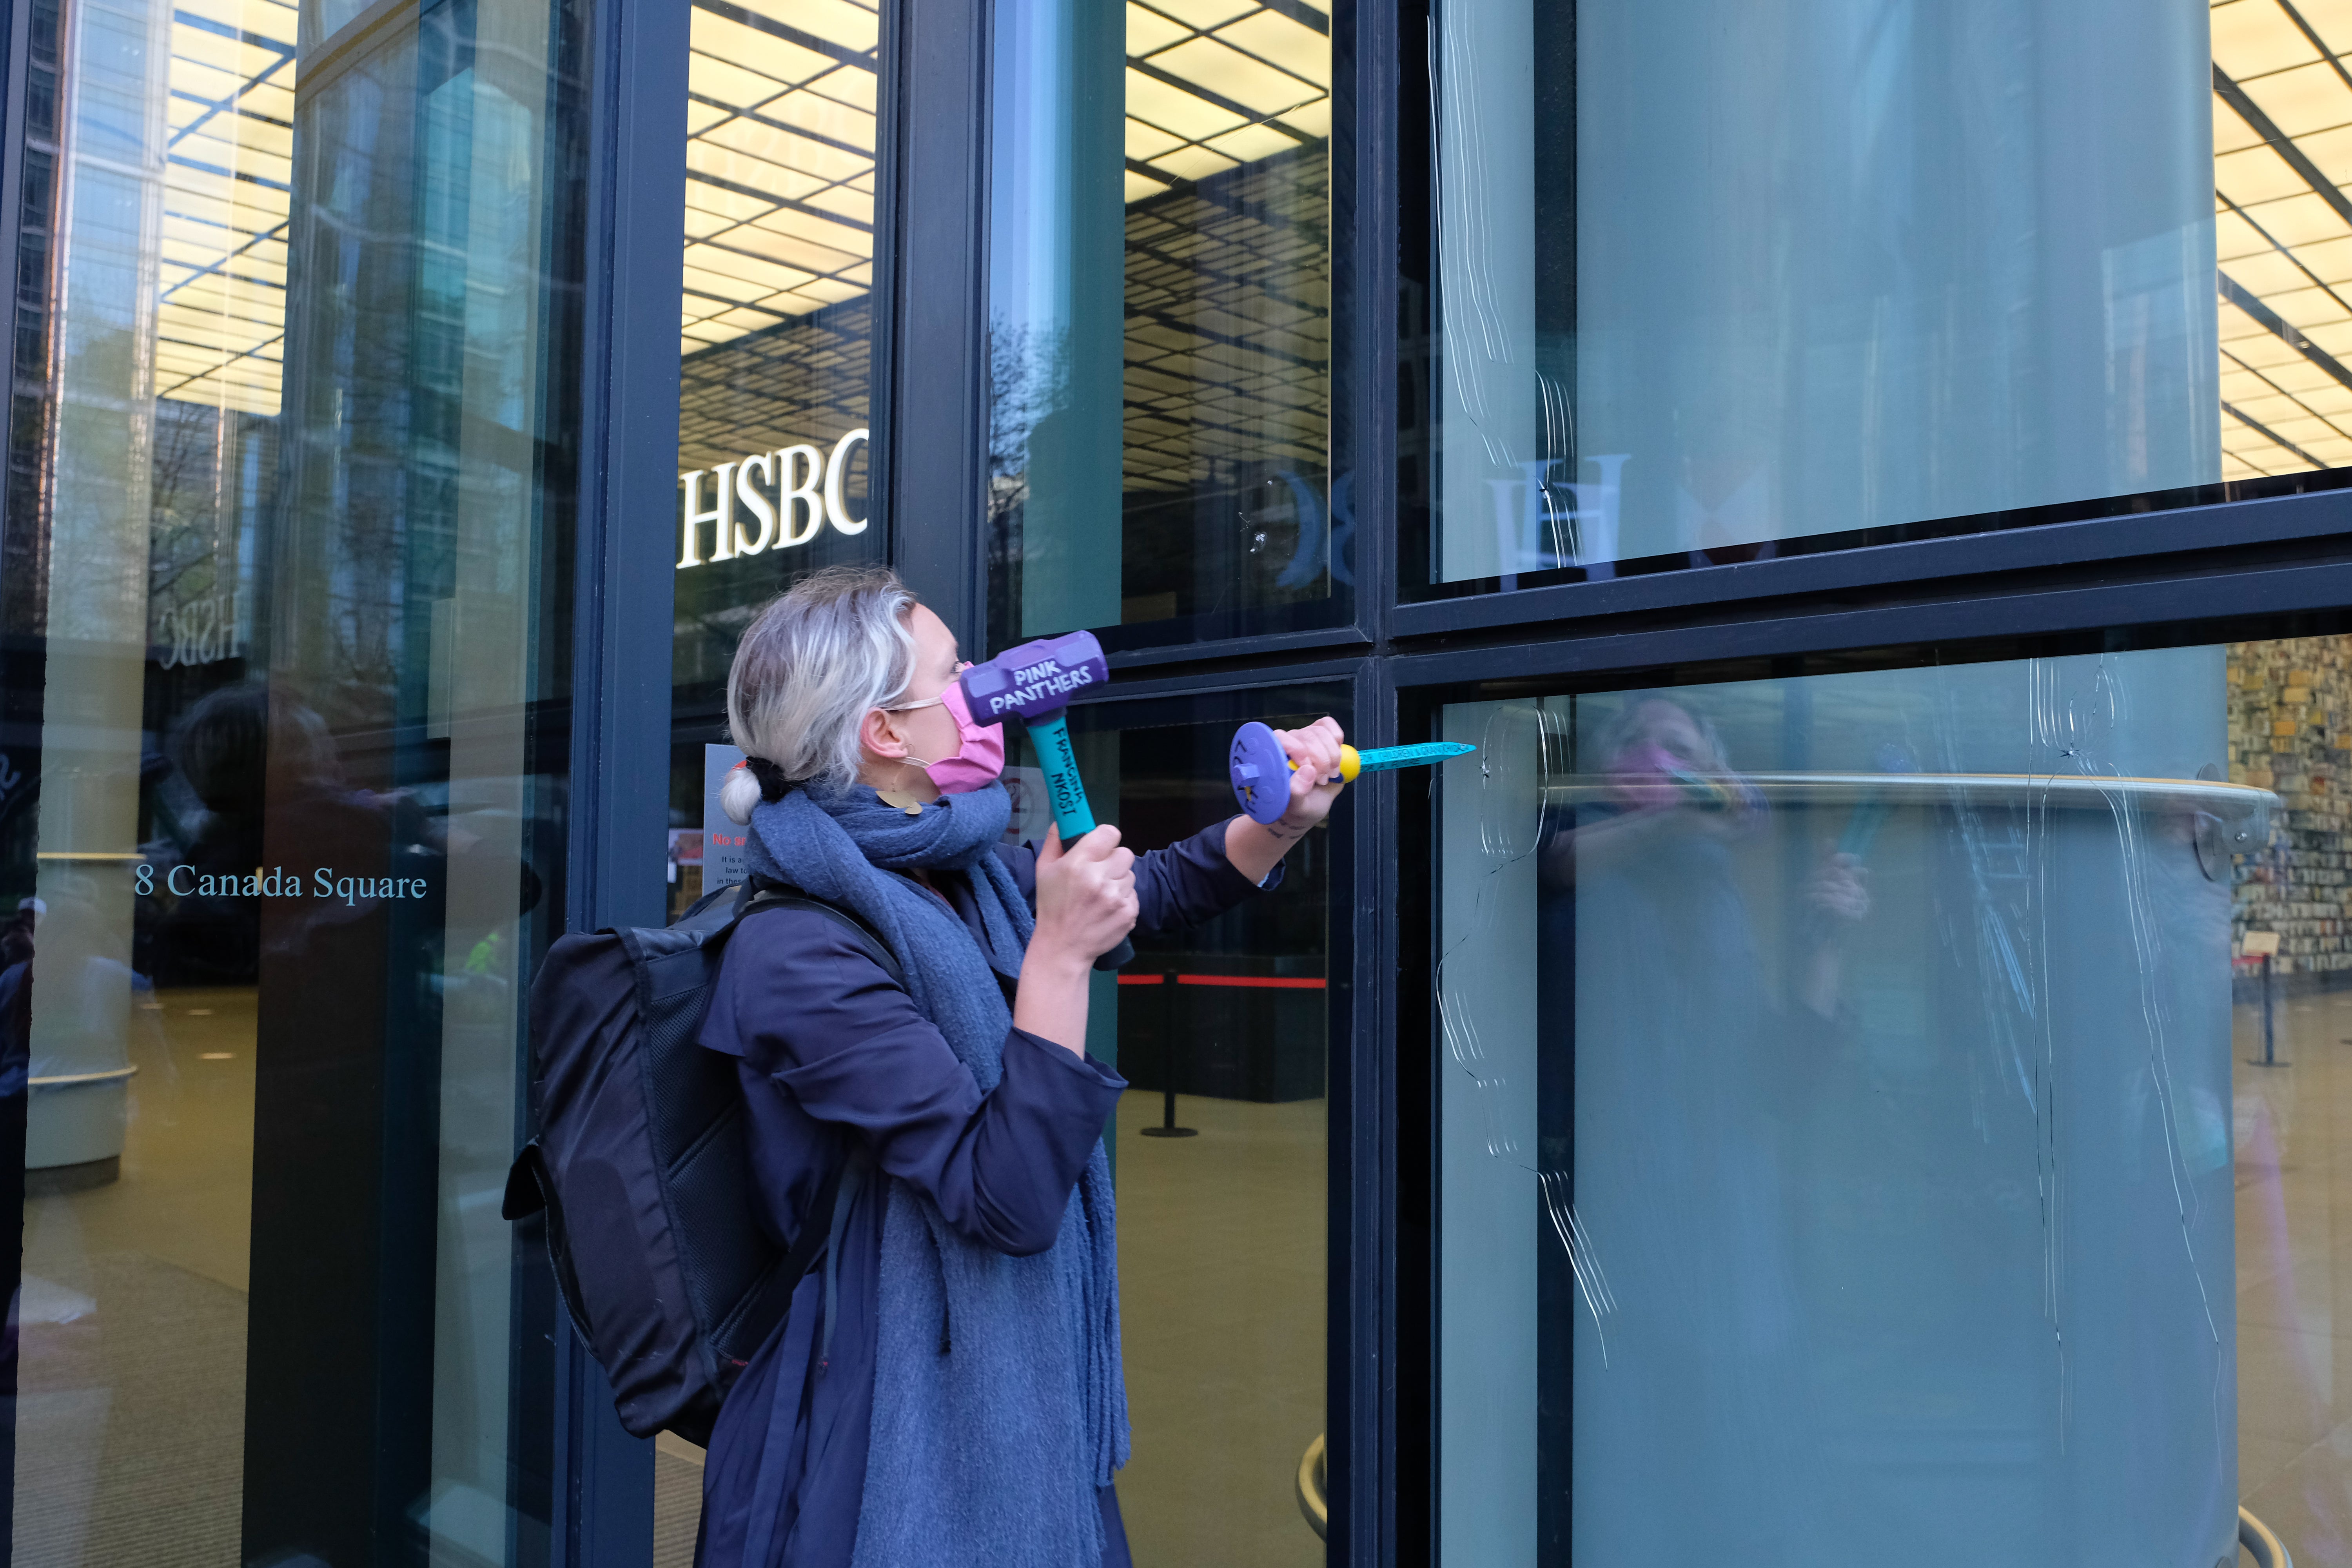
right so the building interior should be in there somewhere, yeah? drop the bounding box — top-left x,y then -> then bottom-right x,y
20,0 -> 2352,1561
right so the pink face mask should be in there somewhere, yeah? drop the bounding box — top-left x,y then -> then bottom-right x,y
923,678 -> 1006,793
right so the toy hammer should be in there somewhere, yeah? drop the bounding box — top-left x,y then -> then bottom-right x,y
960,630 -> 1131,969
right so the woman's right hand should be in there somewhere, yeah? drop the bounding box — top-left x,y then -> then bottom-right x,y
1031,823 -> 1138,963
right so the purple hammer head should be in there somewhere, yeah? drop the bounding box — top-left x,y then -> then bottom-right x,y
959,629 -> 1107,723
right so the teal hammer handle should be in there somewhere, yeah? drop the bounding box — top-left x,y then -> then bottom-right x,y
1022,710 -> 1129,969
1026,710 -> 1098,840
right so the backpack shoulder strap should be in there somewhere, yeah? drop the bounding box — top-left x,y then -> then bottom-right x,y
733,876 -> 907,991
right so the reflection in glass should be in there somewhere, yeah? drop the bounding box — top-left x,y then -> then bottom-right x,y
2216,4 -> 2352,479
671,0 -> 881,694
1076,702 -> 1334,1567
660,0 -> 884,967
1436,651 -> 2265,1561
1413,0 -> 2240,581
988,0 -> 1336,645
0,0 -> 584,1553
655,0 -> 889,1541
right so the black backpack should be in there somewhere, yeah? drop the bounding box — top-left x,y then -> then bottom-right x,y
501,879 -> 902,1445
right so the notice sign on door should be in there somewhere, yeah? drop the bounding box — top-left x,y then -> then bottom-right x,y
704,744 -> 754,891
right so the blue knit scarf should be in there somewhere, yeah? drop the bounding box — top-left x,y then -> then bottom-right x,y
743,779 -> 1127,1567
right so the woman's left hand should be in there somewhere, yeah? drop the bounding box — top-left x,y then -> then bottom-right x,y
1270,716 -> 1348,836
1223,716 -> 1347,884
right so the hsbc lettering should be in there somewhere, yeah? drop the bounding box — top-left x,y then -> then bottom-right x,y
677,427 -> 869,570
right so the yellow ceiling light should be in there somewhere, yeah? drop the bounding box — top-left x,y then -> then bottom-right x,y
2213,0 -> 2352,478
156,0 -> 298,417
1149,37 -> 1315,115
1206,10 -> 1326,85
677,0 -> 1332,360
1126,0 -> 1328,196
681,0 -> 878,360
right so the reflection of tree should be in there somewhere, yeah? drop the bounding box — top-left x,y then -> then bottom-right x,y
150,414 -> 215,603
146,402 -> 276,665
987,315 -> 1063,508
984,316 -> 1065,640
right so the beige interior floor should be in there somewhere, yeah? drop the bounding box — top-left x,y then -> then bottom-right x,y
38,979 -> 2352,1567
2236,983 -> 2352,1565
655,1087 -> 1331,1568
26,988 -> 258,1290
31,982 -> 2342,1565
16,985 -> 258,1568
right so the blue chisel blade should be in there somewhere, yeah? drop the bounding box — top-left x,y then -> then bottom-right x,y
1350,741 -> 1478,773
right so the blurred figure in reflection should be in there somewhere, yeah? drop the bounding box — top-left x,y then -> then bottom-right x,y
205,677 -> 544,1565
1537,696 -> 1867,1559
152,683 -> 289,982
157,681 -> 539,979
1544,698 -> 1866,1011
2,899 -> 34,972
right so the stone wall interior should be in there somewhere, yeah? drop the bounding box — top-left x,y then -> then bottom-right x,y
2229,637 -> 2352,974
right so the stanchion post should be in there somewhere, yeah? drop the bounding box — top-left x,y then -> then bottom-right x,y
1139,970 -> 1197,1138
2245,931 -> 2287,1067
2264,953 -> 2278,1067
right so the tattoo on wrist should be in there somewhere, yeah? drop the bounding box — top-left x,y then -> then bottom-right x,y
1266,820 -> 1306,841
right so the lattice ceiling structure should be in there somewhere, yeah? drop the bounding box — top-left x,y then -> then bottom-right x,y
2214,0 -> 2352,478
1122,0 -> 1329,199
680,0 -> 877,359
677,0 -> 1331,364
1120,0 -> 1331,499
158,0 -> 298,417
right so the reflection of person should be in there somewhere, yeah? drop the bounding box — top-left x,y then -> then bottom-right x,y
1537,696 -> 1866,1559
216,679 -> 529,1564
1543,697 -> 1867,1014
152,682 -> 539,983
151,683 -> 285,982
695,566 -> 1341,1568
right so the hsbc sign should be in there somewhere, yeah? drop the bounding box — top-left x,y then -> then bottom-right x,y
677,427 -> 869,569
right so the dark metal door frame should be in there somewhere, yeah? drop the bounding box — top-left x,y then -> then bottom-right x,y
561,0 -> 991,1557
562,0 -> 687,1549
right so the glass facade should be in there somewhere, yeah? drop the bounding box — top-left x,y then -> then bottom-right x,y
1425,638 -> 2352,1559
1403,0 -> 2352,594
8,0 -> 2352,1558
0,0 -> 587,1552
1068,690 -> 1337,1567
988,0 -> 1337,648
670,0 -> 879,688
654,0 -> 886,1542
663,0 -> 881,925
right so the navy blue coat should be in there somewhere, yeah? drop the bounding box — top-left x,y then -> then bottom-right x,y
695,819 -> 1276,1568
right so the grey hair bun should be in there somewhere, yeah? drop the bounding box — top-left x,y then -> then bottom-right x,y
719,764 -> 764,825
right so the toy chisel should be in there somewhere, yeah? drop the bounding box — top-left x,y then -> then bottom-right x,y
1228,721 -> 1477,824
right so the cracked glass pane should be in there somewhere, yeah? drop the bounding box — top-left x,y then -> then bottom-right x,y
1432,645 -> 2336,1563
1404,0 -> 2352,596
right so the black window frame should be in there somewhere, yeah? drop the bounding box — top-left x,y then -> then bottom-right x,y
1377,588 -> 2352,1564
965,0 -> 1366,665
1062,656 -> 1387,1564
565,0 -> 2352,1557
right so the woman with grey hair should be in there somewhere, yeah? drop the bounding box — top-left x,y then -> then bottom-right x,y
695,565 -> 1345,1568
